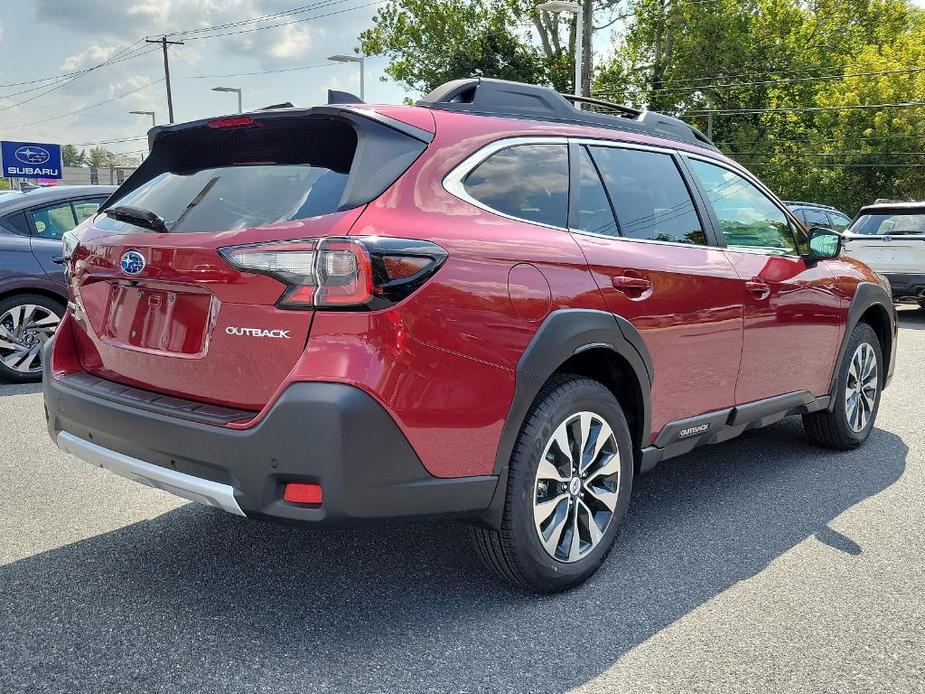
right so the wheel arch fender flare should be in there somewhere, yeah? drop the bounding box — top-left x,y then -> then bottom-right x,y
492,309 -> 653,477
830,281 -> 896,398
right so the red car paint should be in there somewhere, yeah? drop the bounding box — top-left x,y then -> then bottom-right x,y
53,102 -> 889,480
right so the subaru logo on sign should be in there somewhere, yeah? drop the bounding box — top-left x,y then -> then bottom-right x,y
1,140 -> 63,180
120,250 -> 146,276
14,146 -> 50,165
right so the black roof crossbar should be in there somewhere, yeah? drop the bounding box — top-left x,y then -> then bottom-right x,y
417,78 -> 717,150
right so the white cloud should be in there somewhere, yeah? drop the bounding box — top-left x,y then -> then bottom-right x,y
265,23 -> 312,60
60,44 -> 123,71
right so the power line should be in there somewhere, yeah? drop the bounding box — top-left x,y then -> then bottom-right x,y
72,135 -> 148,147
731,151 -> 925,157
596,66 -> 925,97
690,101 -> 925,115
3,79 -> 163,132
166,0 -> 356,37
175,61 -> 333,80
747,162 -> 925,168
0,39 -> 147,90
178,0 -> 387,41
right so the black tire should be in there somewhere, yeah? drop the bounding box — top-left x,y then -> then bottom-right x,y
803,322 -> 882,450
470,375 -> 634,593
0,293 -> 64,384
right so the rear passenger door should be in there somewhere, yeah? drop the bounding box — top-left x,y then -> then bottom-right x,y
567,141 -> 744,436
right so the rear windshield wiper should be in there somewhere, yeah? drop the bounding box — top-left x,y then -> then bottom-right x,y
104,205 -> 167,232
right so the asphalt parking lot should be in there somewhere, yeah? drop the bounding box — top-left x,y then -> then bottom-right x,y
1,308 -> 923,694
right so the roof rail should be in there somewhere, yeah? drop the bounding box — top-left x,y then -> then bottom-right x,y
417,78 -> 717,150
783,200 -> 839,211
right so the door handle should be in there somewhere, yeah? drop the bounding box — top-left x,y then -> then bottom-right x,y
612,275 -> 652,294
745,280 -> 771,300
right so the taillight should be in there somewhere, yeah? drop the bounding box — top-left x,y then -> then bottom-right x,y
207,115 -> 256,129
218,237 -> 446,310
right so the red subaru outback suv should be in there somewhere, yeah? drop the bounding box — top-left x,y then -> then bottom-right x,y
44,79 -> 897,592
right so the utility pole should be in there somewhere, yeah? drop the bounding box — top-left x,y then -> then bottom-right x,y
146,36 -> 184,123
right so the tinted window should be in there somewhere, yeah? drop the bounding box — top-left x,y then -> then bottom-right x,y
588,147 -> 705,245
802,208 -> 830,227
74,198 -> 106,223
829,212 -> 851,231
96,165 -> 350,234
0,212 -> 30,236
850,212 -> 925,235
574,146 -> 617,236
690,160 -> 796,253
464,144 -> 569,228
30,203 -> 77,240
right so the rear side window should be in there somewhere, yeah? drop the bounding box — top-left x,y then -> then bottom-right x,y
463,144 -> 569,228
588,147 -> 706,245
30,203 -> 78,240
574,146 -> 617,237
98,115 -> 426,233
0,212 -> 30,236
802,208 -> 830,227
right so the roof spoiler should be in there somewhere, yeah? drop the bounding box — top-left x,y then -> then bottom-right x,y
328,89 -> 364,105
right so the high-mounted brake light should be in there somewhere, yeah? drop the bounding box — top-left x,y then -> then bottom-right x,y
207,115 -> 256,129
218,237 -> 447,311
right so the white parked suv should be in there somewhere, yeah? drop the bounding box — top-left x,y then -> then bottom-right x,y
842,201 -> 925,308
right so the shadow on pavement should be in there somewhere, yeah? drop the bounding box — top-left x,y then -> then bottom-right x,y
0,418 -> 907,693
897,305 -> 925,331
0,382 -> 42,397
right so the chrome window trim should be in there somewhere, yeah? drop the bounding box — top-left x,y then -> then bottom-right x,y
443,135 -> 726,250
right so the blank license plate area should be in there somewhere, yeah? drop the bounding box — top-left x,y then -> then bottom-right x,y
103,283 -> 212,355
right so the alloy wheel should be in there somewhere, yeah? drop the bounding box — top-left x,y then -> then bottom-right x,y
533,411 -> 620,563
845,342 -> 878,433
0,304 -> 60,374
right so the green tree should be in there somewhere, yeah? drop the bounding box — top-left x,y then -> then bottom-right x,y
61,144 -> 87,167
87,147 -> 109,168
360,0 -> 550,93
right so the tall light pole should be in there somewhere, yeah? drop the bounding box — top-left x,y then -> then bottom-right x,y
130,111 -> 156,158
129,110 -> 156,128
536,1 -> 583,105
212,86 -> 243,113
328,54 -> 365,101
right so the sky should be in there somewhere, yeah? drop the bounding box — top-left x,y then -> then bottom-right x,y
0,1 -> 414,162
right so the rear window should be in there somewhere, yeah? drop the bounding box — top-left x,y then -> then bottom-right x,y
850,212 -> 925,235
98,114 -> 425,233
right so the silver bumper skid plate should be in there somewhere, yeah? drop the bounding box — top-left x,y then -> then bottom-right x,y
56,431 -> 246,516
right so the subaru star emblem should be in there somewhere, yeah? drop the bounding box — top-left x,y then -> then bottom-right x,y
120,250 -> 146,275
14,146 -> 50,165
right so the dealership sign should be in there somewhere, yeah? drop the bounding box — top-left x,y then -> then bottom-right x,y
1,140 -> 63,179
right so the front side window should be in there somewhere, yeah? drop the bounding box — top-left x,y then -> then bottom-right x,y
30,203 -> 78,240
463,144 -> 569,228
690,160 -> 796,253
588,146 -> 706,245
829,212 -> 851,231
73,198 -> 106,223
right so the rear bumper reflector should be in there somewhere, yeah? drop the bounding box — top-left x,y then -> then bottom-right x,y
56,431 -> 246,517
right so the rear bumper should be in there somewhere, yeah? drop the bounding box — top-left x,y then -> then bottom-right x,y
882,273 -> 925,299
43,351 -> 498,525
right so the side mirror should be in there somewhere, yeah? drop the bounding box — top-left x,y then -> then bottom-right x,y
806,227 -> 842,261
